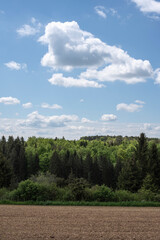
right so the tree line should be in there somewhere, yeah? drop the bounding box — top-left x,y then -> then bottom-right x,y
0,133 -> 160,195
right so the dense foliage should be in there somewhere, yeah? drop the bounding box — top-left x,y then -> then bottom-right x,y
0,133 -> 160,202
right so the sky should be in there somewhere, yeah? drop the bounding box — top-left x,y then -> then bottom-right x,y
0,0 -> 160,140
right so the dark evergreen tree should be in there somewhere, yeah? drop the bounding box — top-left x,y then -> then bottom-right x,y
118,157 -> 141,192
0,136 -> 6,155
50,150 -> 62,177
0,152 -> 13,188
148,143 -> 160,188
18,137 -> 27,181
98,154 -> 114,187
83,153 -> 93,182
114,158 -> 123,188
136,133 -> 148,180
91,156 -> 102,185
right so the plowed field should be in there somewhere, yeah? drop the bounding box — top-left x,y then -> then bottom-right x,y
0,205 -> 160,240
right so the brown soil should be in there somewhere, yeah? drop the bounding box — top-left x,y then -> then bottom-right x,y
0,205 -> 160,240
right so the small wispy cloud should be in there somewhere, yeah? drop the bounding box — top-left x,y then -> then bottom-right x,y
41,103 -> 62,109
95,6 -> 107,18
116,100 -> 145,112
81,117 -> 92,123
17,17 -> 42,37
101,114 -> 117,121
4,61 -> 27,70
0,97 -> 20,105
22,102 -> 33,109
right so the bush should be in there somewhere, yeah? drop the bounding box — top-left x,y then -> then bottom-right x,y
30,172 -> 56,186
62,188 -> 75,201
138,189 -> 156,201
91,185 -> 115,202
11,180 -> 40,201
0,188 -> 9,200
114,190 -> 135,202
10,179 -> 60,201
68,178 -> 89,201
154,194 -> 160,202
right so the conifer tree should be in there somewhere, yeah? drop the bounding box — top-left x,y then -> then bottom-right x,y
148,143 -> 160,188
118,157 -> 141,192
0,152 -> 12,188
136,133 -> 148,180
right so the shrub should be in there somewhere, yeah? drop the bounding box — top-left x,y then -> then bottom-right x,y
91,185 -> 115,202
30,172 -> 56,186
10,179 -> 59,201
68,178 -> 89,201
11,180 -> 40,201
0,188 -> 9,200
114,190 -> 135,202
138,189 -> 156,201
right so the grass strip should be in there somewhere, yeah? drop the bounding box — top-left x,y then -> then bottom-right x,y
0,200 -> 160,207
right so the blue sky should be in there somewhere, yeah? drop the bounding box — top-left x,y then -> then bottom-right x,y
0,0 -> 160,139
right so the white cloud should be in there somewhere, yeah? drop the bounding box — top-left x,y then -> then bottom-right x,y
41,103 -> 62,109
94,6 -> 119,19
39,21 -> 110,70
116,100 -> 145,112
17,18 -> 42,37
135,100 -> 145,104
81,117 -> 92,123
22,102 -> 33,109
39,21 -> 153,85
155,126 -> 160,131
0,97 -> 20,105
131,0 -> 160,14
109,8 -> 119,16
80,57 -> 153,84
1,114 -> 160,140
101,114 -> 117,121
48,73 -> 104,88
95,6 -> 107,18
143,123 -> 152,130
20,111 -> 78,128
154,68 -> 160,84
80,99 -> 84,103
4,61 -> 27,70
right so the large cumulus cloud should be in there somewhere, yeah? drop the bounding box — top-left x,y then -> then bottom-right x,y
39,21 -> 156,86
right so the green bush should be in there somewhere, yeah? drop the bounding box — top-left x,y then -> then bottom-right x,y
10,179 -> 59,201
36,183 -> 58,201
114,190 -> 135,202
30,172 -> 56,186
62,188 -> 75,201
0,188 -> 9,200
154,194 -> 160,202
138,189 -> 156,201
68,178 -> 89,201
11,180 -> 40,201
91,185 -> 115,202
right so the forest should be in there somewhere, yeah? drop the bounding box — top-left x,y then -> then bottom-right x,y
0,133 -> 160,202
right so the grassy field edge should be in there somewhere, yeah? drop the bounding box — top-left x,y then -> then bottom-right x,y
0,200 -> 160,207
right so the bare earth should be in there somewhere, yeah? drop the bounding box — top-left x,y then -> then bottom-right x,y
0,205 -> 160,240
